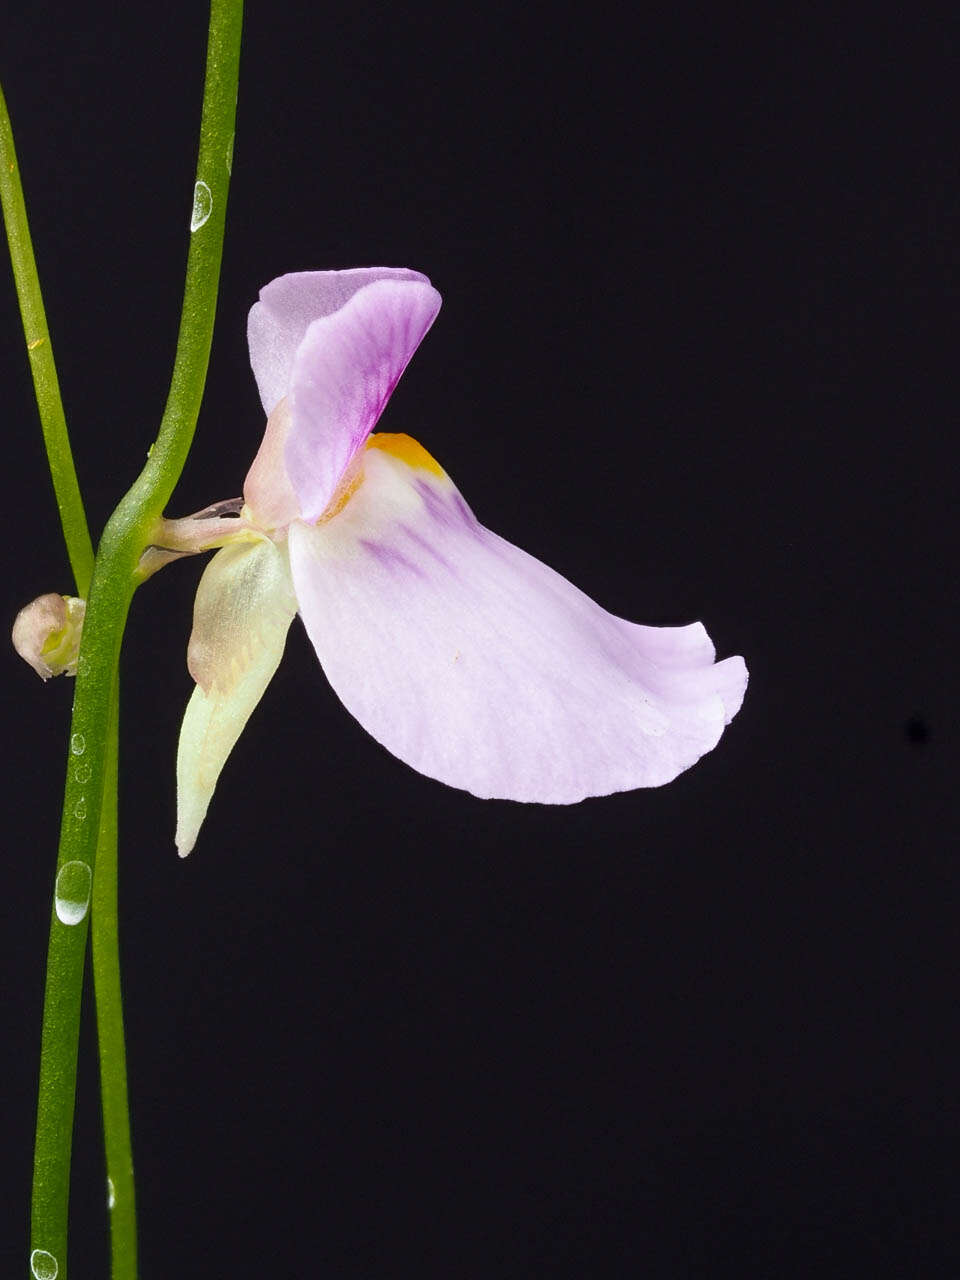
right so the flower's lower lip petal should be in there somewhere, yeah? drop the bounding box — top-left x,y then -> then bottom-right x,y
176,542 -> 297,856
284,278 -> 441,522
288,440 -> 748,803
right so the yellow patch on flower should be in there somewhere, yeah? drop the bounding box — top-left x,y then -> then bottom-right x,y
318,460 -> 364,523
366,432 -> 445,478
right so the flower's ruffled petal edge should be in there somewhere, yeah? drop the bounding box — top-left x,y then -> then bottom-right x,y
284,279 -> 442,523
247,268 -> 432,417
176,540 -> 297,856
288,435 -> 748,804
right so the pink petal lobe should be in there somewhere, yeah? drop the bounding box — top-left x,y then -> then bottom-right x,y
247,268 -> 433,416
287,438 -> 747,803
242,397 -> 302,529
284,279 -> 441,523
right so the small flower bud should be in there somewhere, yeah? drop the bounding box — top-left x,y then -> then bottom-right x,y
11,593 -> 86,680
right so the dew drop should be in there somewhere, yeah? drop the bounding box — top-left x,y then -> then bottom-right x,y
54,861 -> 92,925
30,1248 -> 58,1279
107,1176 -> 116,1210
70,732 -> 85,755
74,795 -> 88,822
190,180 -> 213,231
225,132 -> 234,176
74,761 -> 92,784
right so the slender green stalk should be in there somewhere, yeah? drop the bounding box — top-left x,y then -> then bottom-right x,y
91,683 -> 136,1279
0,83 -> 94,597
27,3 -> 243,1275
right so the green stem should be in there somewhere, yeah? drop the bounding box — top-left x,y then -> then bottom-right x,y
0,82 -> 94,598
28,3 -> 243,1275
91,683 -> 136,1278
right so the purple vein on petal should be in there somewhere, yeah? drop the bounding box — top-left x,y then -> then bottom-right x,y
358,538 -> 427,578
398,524 -> 458,574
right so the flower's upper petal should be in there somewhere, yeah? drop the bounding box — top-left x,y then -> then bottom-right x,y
176,539 -> 297,855
284,278 -> 441,523
287,435 -> 748,803
247,268 -> 433,416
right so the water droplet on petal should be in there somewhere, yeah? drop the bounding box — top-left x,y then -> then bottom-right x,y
70,732 -> 86,755
54,861 -> 92,925
74,761 -> 92,784
30,1248 -> 59,1279
107,1176 -> 116,1210
190,180 -> 212,231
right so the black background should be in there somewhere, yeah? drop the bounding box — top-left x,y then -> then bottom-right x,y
2,4 -> 956,1277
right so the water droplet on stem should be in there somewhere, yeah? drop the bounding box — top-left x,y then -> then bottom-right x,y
54,861 -> 92,925
190,180 -> 213,231
30,1248 -> 58,1279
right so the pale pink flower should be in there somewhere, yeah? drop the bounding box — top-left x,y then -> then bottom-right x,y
175,269 -> 747,855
